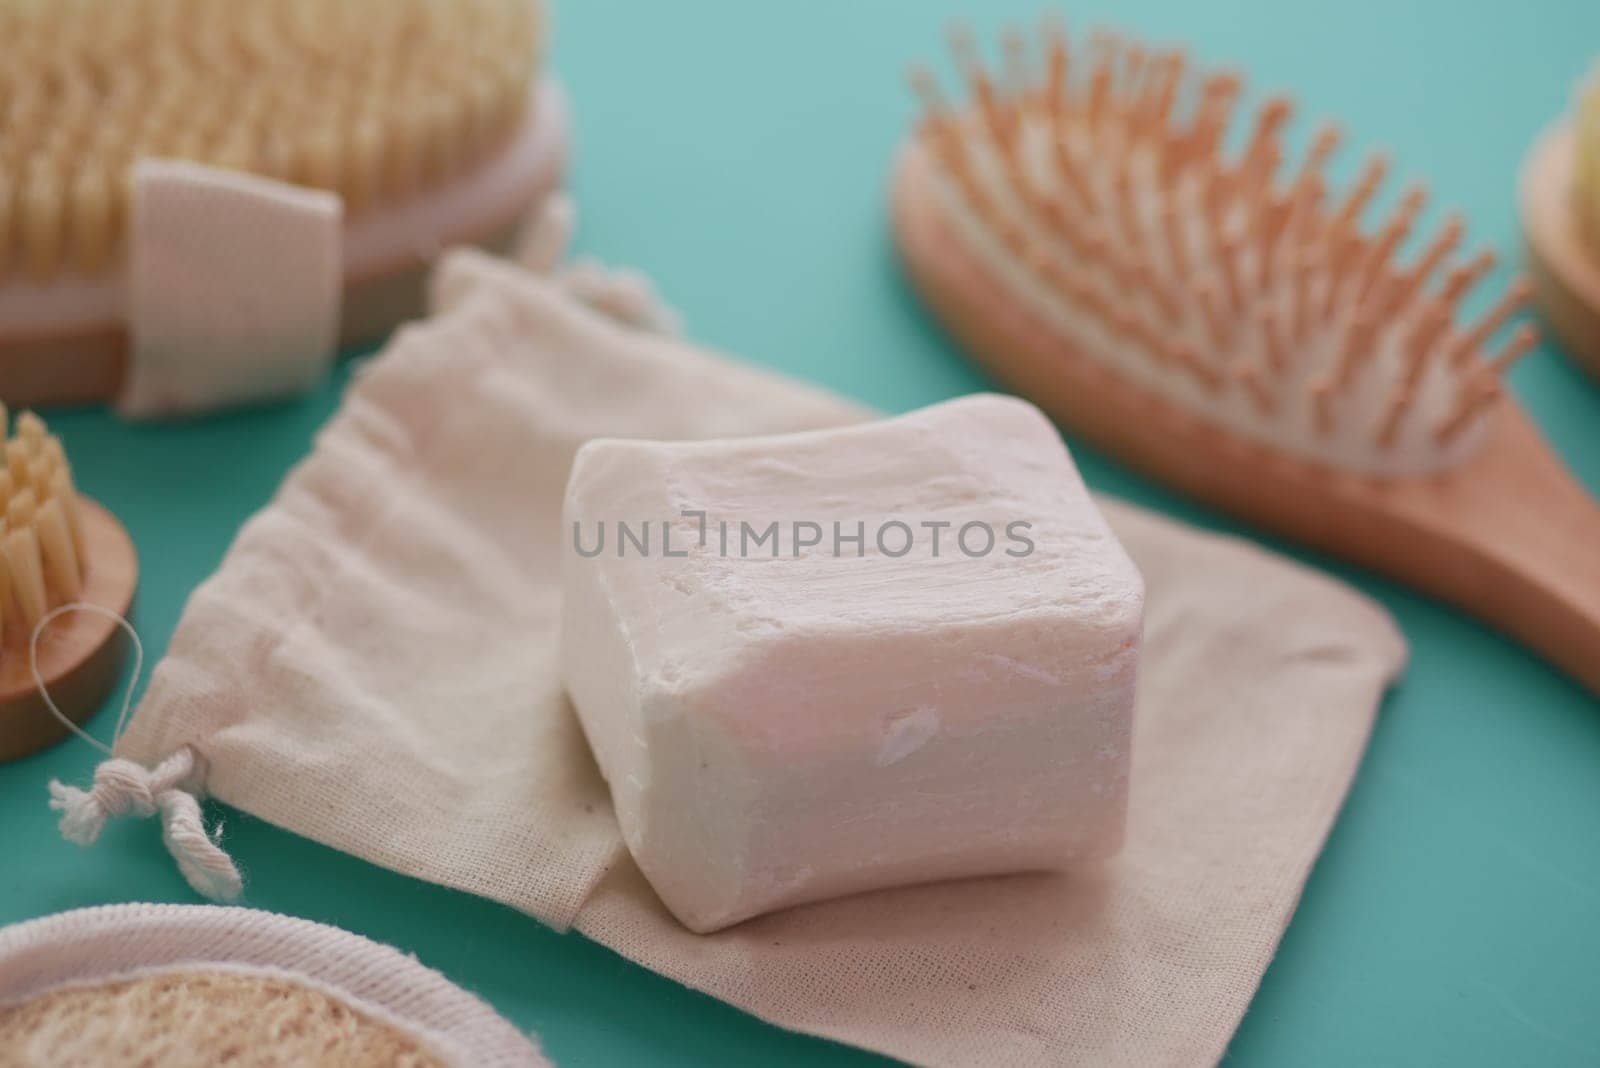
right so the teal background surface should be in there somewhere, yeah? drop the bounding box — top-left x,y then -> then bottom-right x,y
4,1 -> 1600,1063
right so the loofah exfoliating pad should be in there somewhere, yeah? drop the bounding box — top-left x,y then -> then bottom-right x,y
0,972 -> 449,1067
0,904 -> 548,1067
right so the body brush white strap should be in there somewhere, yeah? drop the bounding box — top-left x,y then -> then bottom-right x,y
119,160 -> 342,420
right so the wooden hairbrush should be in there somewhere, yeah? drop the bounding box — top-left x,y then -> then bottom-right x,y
0,0 -> 566,407
1523,64 -> 1600,382
0,405 -> 137,762
892,22 -> 1600,696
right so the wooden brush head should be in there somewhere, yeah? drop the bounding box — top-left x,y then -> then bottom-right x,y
905,21 -> 1537,479
894,23 -> 1600,698
1575,66 -> 1600,256
0,407 -> 137,761
0,0 -> 566,411
0,0 -> 544,280
1521,64 -> 1600,383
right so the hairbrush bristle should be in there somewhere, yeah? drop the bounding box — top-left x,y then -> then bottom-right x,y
912,21 -> 1537,475
0,402 -> 86,639
0,0 -> 542,281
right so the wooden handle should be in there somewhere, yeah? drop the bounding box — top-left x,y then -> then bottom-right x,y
1384,408 -> 1600,696
1480,532 -> 1600,696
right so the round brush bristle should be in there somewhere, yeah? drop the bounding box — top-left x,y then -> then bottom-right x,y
1577,64 -> 1600,257
0,402 -> 87,641
911,23 -> 1539,476
0,0 -> 543,281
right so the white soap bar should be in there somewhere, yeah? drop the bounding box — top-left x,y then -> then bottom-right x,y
561,394 -> 1143,933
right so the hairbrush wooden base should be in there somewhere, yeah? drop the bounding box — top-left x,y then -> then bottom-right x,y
0,220 -> 520,409
0,500 -> 137,762
895,144 -> 1600,697
1522,123 -> 1600,385
0,78 -> 569,409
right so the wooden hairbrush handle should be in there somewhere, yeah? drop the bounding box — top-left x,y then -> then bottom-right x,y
1364,409 -> 1600,695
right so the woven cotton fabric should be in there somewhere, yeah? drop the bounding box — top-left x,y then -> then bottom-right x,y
114,249 -> 1406,1067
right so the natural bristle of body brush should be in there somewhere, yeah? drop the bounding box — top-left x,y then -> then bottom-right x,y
1521,66 -> 1600,383
0,405 -> 88,637
908,23 -> 1536,477
1576,70 -> 1600,256
0,401 -> 139,763
0,0 -> 541,280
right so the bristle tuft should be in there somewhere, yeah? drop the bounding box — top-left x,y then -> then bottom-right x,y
0,0 -> 544,281
0,405 -> 87,640
913,23 -> 1538,475
1575,65 -> 1600,255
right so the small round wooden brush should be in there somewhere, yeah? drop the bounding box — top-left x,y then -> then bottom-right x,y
893,21 -> 1600,695
1523,62 -> 1600,382
0,0 -> 566,407
0,404 -> 136,762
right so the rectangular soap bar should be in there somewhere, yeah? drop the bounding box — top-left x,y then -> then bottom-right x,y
561,394 -> 1143,933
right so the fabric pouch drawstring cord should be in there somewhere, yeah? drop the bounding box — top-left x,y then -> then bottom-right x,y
31,602 -> 242,900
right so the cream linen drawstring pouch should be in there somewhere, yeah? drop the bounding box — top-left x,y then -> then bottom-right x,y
75,247 -> 1405,1067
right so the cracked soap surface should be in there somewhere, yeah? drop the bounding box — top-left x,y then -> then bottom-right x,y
561,394 -> 1143,933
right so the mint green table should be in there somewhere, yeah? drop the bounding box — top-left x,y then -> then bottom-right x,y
4,1 -> 1598,1063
